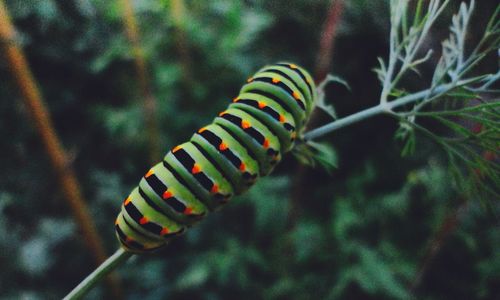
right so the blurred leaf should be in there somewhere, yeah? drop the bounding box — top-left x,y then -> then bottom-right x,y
292,221 -> 324,262
315,74 -> 351,120
293,141 -> 338,172
175,261 -> 210,290
395,121 -> 416,156
331,197 -> 361,240
243,176 -> 290,234
355,247 -> 410,299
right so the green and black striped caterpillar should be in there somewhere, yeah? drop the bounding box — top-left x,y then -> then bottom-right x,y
115,63 -> 316,253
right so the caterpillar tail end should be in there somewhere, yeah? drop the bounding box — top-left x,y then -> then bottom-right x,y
114,211 -> 169,254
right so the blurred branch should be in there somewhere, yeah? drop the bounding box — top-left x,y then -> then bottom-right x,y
170,0 -> 193,83
120,0 -> 162,163
0,1 -> 123,298
315,0 -> 344,83
410,200 -> 468,294
287,0 -> 345,231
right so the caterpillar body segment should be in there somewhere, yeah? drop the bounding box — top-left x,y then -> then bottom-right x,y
164,142 -> 233,210
257,64 -> 315,115
231,92 -> 296,152
239,80 -> 306,128
139,163 -> 208,224
191,124 -> 259,194
274,62 -> 316,114
250,71 -> 308,114
116,188 -> 185,252
115,63 -> 316,253
215,107 -> 282,176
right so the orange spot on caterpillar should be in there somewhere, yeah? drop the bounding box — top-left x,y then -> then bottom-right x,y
292,91 -> 301,100
263,139 -> 270,149
115,218 -> 119,225
160,227 -> 170,236
272,77 -> 280,84
198,127 -> 208,133
291,132 -> 297,140
239,163 -> 246,172
241,120 -> 251,129
139,217 -> 149,225
145,169 -> 154,178
162,190 -> 173,199
258,101 -> 266,109
172,145 -> 182,153
126,236 -> 134,243
191,164 -> 201,174
232,97 -> 240,103
124,196 -> 132,205
210,184 -> 219,193
247,77 -> 254,83
219,111 -> 227,117
289,64 -> 298,69
219,142 -> 228,151
279,114 -> 285,123
184,207 -> 193,215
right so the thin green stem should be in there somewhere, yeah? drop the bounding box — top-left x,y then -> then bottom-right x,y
304,104 -> 388,141
64,248 -> 133,300
304,72 -> 497,141
303,81 -> 460,141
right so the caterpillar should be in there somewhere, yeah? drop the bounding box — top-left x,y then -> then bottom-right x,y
115,63 -> 316,253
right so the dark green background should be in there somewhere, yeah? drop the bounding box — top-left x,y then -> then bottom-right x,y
0,0 -> 498,299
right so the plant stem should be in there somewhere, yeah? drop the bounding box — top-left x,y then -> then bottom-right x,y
64,248 -> 133,300
304,104 -> 388,140
303,81 -> 466,141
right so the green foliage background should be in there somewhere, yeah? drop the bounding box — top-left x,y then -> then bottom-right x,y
0,0 -> 498,299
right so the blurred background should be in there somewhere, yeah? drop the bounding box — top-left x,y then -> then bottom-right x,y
0,0 -> 498,299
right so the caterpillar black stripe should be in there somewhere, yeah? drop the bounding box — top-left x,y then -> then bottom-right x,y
115,63 -> 316,253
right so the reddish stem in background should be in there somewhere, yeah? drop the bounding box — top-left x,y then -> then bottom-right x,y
315,0 -> 345,83
410,201 -> 468,294
287,0 -> 345,232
